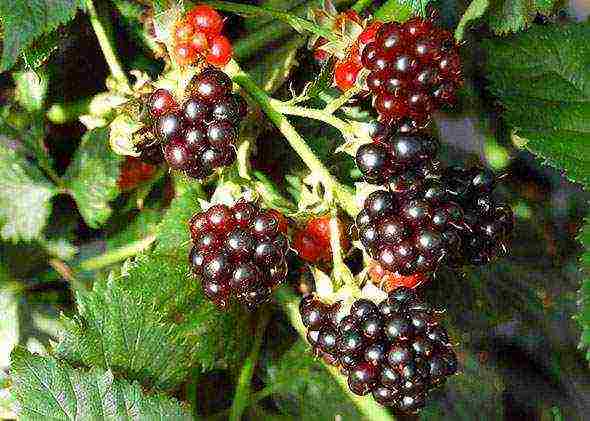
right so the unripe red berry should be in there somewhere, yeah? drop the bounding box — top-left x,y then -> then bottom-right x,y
207,35 -> 233,66
186,5 -> 224,39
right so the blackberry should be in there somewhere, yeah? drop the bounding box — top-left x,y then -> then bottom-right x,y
143,67 -> 246,179
356,133 -> 440,184
441,167 -> 514,266
356,186 -> 464,277
299,288 -> 458,412
362,17 -> 463,128
188,200 -> 289,310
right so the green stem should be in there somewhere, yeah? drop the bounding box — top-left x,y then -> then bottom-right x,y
323,83 -> 363,114
229,309 -> 272,421
78,235 -> 156,272
230,62 -> 359,217
276,287 -> 395,421
85,0 -> 130,89
271,100 -> 370,146
203,1 -> 340,43
271,100 -> 352,135
329,208 -> 358,290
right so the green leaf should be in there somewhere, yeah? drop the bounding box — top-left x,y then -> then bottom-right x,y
485,22 -> 590,188
264,340 -> 363,420
455,0 -> 489,40
22,31 -> 62,69
0,0 -> 85,71
57,250 -> 250,390
155,178 -> 203,254
486,0 -> 561,35
575,219 -> 590,362
64,128 -> 122,228
0,143 -> 56,242
305,57 -> 335,99
374,0 -> 431,21
11,348 -> 191,420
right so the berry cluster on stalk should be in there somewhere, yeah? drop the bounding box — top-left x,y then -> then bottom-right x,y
188,201 -> 289,310
442,166 -> 514,266
353,117 -> 515,280
300,287 -> 458,412
137,67 -> 247,178
172,4 -> 233,67
363,17 -> 463,128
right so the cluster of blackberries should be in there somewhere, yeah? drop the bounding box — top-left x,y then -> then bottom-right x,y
188,201 -> 289,310
355,130 -> 514,276
356,184 -> 464,277
136,67 -> 247,179
442,167 -> 514,266
300,287 -> 457,412
363,17 -> 463,128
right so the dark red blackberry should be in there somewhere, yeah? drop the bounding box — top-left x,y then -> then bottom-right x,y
356,132 -> 440,185
148,88 -> 177,117
142,68 -> 246,179
298,288 -> 458,412
188,201 -> 289,310
356,185 -> 464,277
441,167 -> 514,266
134,131 -> 165,165
362,17 -> 462,128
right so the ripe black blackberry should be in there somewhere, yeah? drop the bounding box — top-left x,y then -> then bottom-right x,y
299,287 -> 458,412
355,131 -> 440,185
356,185 -> 464,277
442,167 -> 514,266
145,67 -> 246,179
188,201 -> 289,310
362,17 -> 463,128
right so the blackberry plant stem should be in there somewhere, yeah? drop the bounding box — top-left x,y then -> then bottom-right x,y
229,308 -> 272,421
85,0 -> 130,90
230,62 -> 359,217
271,100 -> 372,145
276,287 -> 395,421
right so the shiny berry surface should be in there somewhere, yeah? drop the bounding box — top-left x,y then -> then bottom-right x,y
189,201 -> 288,310
363,17 -> 463,128
207,35 -> 233,66
148,89 -> 177,117
186,5 -> 224,38
144,68 -> 246,179
299,288 -> 457,412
